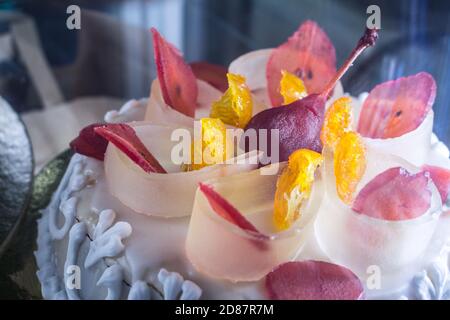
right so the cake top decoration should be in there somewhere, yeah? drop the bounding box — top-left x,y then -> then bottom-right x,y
279,70 -> 308,105
265,261 -> 364,300
198,183 -> 268,241
357,72 -> 437,139
210,73 -> 253,128
423,165 -> 450,204
352,167 -> 432,221
189,61 -> 228,93
245,27 -> 378,162
266,20 -> 336,107
182,118 -> 231,172
321,97 -> 353,150
273,149 -> 322,231
151,27 -> 198,117
333,132 -> 367,205
95,123 -> 166,173
69,123 -> 108,161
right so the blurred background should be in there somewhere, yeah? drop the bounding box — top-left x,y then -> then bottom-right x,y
0,0 -> 449,299
0,0 -> 449,168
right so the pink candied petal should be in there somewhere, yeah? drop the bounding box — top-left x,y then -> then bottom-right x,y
94,124 -> 166,174
422,165 -> 450,204
352,167 -> 432,221
265,261 -> 364,300
69,123 -> 108,161
199,183 -> 268,240
151,28 -> 198,117
357,72 -> 436,139
266,20 -> 336,107
190,61 -> 228,92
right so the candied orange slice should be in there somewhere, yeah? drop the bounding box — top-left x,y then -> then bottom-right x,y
321,97 -> 353,150
273,149 -> 323,231
182,118 -> 230,171
334,132 -> 366,204
210,73 -> 253,128
279,70 -> 308,105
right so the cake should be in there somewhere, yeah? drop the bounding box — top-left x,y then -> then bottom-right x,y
35,21 -> 450,300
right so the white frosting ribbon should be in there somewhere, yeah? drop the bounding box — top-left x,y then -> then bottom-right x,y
186,163 -> 323,282
104,119 -> 262,218
144,79 -> 222,126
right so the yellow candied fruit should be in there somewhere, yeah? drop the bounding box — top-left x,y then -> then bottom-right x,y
182,118 -> 231,171
280,70 -> 308,105
334,132 -> 366,204
210,73 -> 253,128
321,97 -> 353,150
273,149 -> 323,231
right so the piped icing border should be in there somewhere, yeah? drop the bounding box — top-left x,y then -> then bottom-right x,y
34,154 -> 202,300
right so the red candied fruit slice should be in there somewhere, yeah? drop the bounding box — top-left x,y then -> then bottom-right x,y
357,72 -> 436,139
199,183 -> 267,240
266,20 -> 336,107
422,165 -> 450,204
190,61 -> 228,92
265,261 -> 364,300
352,167 -> 432,221
70,123 -> 108,161
151,28 -> 198,117
94,124 -> 166,174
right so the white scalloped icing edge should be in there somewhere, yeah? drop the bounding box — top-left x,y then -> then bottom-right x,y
34,150 -> 202,300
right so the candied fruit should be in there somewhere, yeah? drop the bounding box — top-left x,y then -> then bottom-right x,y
182,118 -> 231,171
279,70 -> 308,105
210,73 -> 253,128
273,149 -> 323,231
321,97 -> 353,150
334,132 -> 366,204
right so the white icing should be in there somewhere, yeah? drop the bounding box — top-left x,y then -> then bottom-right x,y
180,281 -> 203,300
158,268 -> 202,300
157,268 -> 183,300
128,281 -> 151,300
64,222 -> 87,300
97,263 -> 124,300
104,99 -> 147,124
46,155 -> 92,240
35,152 -> 205,300
410,241 -> 450,300
84,209 -> 132,269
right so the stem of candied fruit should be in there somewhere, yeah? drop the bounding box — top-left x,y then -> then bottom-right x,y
321,28 -> 378,98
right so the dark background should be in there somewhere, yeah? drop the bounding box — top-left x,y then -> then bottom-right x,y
0,0 -> 450,140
